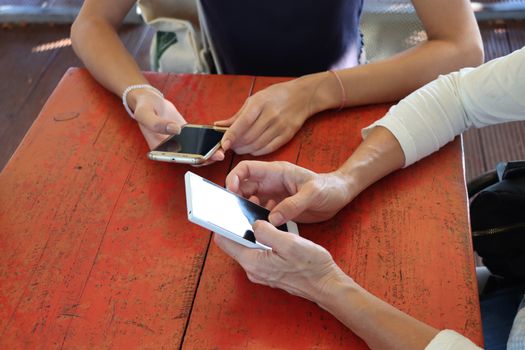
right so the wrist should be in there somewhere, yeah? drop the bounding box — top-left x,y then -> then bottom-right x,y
122,85 -> 164,116
295,72 -> 343,114
336,126 -> 406,198
316,272 -> 360,312
330,169 -> 360,204
127,87 -> 162,110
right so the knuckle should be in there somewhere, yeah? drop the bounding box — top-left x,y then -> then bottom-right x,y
152,123 -> 166,133
309,181 -> 323,194
267,106 -> 280,119
285,197 -> 301,212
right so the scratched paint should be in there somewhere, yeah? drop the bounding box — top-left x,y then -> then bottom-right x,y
0,71 -> 482,349
182,77 -> 482,349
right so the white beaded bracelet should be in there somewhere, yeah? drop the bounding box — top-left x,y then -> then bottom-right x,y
121,84 -> 164,119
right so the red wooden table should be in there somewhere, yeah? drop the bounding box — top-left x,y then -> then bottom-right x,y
0,69 -> 482,349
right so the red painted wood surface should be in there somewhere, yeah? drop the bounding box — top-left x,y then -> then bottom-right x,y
183,78 -> 483,348
0,70 -> 482,349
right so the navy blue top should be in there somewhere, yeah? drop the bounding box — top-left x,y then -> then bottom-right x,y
201,0 -> 363,76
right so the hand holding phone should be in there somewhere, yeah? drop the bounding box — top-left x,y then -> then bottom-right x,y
131,90 -> 186,150
184,172 -> 299,249
148,124 -> 227,165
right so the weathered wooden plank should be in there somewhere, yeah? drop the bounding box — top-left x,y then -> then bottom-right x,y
0,69 -> 168,348
58,74 -> 254,349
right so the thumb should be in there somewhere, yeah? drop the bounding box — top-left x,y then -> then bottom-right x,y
252,220 -> 295,252
269,183 -> 316,226
214,114 -> 237,127
135,107 -> 181,134
215,113 -> 240,149
221,126 -> 238,152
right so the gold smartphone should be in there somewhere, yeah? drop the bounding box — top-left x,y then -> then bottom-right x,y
147,124 -> 227,165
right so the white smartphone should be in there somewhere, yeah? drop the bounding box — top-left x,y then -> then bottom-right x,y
184,171 -> 299,250
148,124 -> 227,165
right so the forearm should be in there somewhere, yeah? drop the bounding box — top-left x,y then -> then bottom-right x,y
317,275 -> 438,350
303,34 -> 482,113
334,126 -> 405,202
71,12 -> 148,110
339,39 -> 481,106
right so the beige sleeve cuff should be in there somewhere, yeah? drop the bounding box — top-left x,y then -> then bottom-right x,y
425,330 -> 482,350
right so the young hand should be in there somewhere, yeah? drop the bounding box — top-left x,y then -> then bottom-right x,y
132,90 -> 225,162
215,77 -> 321,156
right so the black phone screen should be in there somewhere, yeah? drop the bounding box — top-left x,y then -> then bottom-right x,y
189,174 -> 288,243
154,126 -> 225,156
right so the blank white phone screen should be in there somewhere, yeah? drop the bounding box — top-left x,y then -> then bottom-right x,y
189,174 -> 288,243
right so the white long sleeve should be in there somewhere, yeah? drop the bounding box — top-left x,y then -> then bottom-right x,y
362,46 -> 525,167
425,330 -> 482,350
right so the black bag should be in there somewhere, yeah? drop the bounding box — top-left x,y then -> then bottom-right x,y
469,161 -> 525,281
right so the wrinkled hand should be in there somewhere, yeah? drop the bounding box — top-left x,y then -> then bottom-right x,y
215,78 -> 317,156
132,90 -> 224,163
214,220 -> 347,303
226,161 -> 354,225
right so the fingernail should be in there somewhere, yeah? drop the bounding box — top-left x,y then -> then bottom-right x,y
269,212 -> 284,226
166,124 -> 180,134
222,139 -> 231,151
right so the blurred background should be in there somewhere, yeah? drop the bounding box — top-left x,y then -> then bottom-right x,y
1,0 -> 525,179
